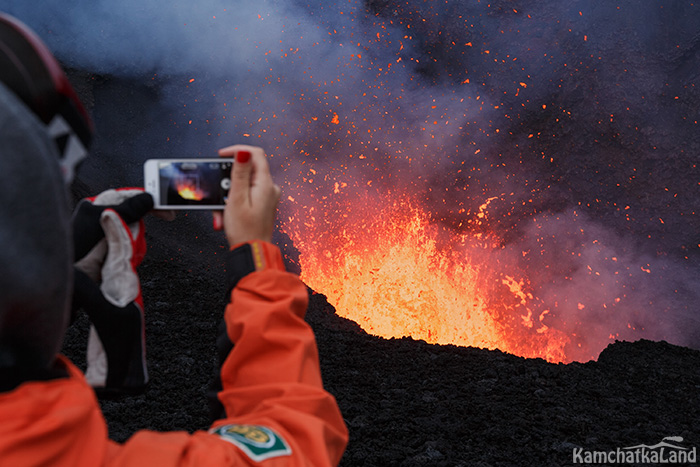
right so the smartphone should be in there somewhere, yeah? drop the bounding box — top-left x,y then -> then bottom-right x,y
143,158 -> 232,209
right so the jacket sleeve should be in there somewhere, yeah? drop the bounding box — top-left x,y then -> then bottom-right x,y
108,241 -> 347,467
211,240 -> 348,466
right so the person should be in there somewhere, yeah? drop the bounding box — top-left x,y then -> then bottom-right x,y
0,12 -> 348,466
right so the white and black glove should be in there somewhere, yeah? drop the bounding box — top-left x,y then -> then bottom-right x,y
71,188 -> 152,395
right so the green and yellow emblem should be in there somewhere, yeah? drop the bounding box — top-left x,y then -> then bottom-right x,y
211,424 -> 292,461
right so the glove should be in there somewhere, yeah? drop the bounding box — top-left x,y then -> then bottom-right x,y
71,188 -> 152,395
72,188 -> 154,262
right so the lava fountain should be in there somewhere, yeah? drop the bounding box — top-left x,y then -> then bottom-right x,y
285,189 -> 571,363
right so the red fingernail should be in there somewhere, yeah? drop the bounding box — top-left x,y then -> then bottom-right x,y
236,150 -> 251,163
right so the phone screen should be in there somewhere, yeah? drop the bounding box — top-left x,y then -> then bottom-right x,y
155,160 -> 232,207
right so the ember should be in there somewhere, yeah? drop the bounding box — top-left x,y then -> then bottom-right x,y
11,0 -> 696,368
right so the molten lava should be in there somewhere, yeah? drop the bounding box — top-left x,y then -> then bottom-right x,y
286,193 -> 571,363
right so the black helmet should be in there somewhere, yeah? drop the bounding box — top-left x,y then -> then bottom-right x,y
0,12 -> 94,183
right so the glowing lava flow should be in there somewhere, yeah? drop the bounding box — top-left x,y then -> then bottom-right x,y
287,195 -> 570,363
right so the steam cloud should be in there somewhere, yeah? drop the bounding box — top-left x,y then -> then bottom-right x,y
4,0 -> 698,361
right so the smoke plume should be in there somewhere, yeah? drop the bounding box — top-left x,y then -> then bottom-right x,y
3,0 -> 698,361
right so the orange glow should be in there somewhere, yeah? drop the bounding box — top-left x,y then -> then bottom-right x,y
176,179 -> 205,201
287,194 -> 570,363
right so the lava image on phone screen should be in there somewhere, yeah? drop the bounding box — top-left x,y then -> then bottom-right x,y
159,160 -> 232,207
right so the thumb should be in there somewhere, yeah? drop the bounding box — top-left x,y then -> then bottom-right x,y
113,192 -> 154,224
99,210 -> 141,308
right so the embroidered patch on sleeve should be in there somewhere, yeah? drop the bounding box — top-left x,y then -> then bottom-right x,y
210,424 -> 292,462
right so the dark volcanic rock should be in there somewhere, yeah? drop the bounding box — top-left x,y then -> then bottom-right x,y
308,293 -> 700,466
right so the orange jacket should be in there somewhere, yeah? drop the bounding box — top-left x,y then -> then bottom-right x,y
0,241 -> 348,466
